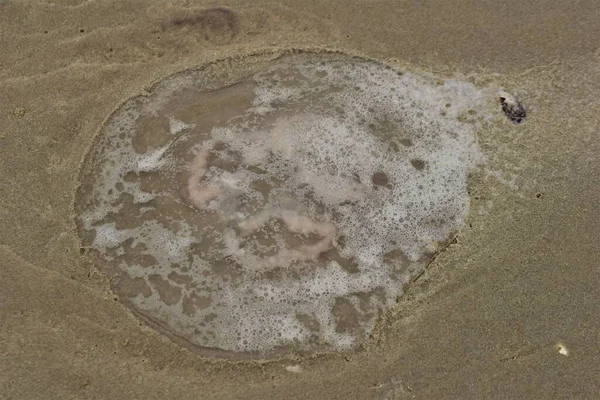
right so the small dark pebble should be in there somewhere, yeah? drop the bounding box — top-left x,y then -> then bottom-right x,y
499,93 -> 526,124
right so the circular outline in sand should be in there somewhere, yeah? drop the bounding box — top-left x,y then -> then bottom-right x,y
73,48 -> 469,361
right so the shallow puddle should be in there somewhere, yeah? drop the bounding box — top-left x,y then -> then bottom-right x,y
75,51 -> 489,359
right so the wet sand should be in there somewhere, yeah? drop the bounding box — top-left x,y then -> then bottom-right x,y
1,1 -> 599,399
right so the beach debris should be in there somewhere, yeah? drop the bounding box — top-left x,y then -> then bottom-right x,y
556,343 -> 569,356
498,90 -> 526,124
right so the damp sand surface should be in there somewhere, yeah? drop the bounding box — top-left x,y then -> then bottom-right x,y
1,1 -> 600,399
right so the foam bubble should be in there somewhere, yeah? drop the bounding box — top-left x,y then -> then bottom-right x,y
75,53 -> 490,359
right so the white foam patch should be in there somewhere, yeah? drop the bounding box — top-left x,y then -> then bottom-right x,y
137,147 -> 168,172
169,117 -> 195,135
76,55 -> 491,357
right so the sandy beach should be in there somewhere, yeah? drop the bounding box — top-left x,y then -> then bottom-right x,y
1,1 -> 599,398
